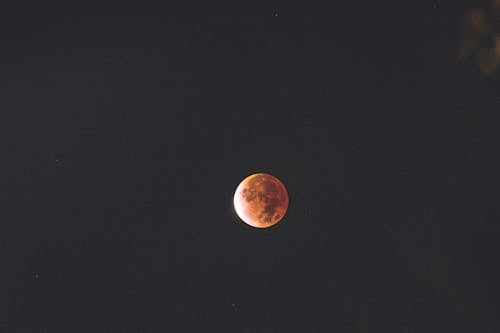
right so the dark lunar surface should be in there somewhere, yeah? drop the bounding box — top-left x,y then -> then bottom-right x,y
2,1 -> 499,332
241,174 -> 288,224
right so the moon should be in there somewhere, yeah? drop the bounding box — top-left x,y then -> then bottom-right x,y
233,173 -> 289,228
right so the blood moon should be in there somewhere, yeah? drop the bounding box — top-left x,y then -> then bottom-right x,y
233,173 -> 289,228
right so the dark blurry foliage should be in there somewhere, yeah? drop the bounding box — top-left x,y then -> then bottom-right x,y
456,0 -> 500,75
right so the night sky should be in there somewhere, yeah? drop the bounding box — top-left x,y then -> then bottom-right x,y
2,2 -> 499,332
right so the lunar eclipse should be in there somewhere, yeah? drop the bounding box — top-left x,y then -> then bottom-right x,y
233,173 -> 289,228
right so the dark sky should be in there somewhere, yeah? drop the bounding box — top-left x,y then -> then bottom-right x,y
2,2 -> 499,332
